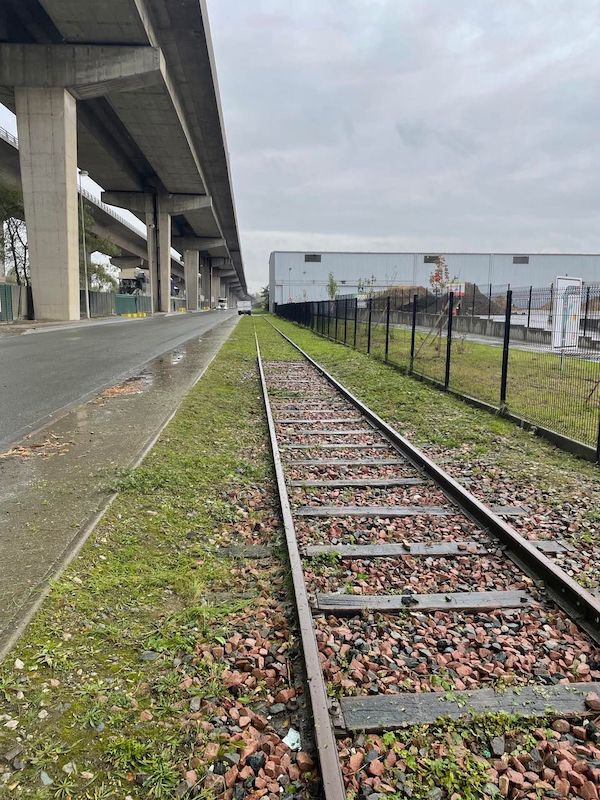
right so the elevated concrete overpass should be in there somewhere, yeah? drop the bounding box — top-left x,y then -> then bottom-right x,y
0,123 -> 186,284
0,0 -> 246,320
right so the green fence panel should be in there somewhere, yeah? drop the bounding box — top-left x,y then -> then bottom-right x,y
0,284 -> 14,321
115,294 -> 152,315
80,290 -> 116,317
138,296 -> 152,313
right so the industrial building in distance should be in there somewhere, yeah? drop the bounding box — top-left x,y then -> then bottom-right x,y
268,250 -> 600,309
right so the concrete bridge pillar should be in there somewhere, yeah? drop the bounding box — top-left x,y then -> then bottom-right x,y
184,249 -> 199,311
156,198 -> 171,313
15,88 -> 79,320
211,268 -> 221,307
200,260 -> 211,309
143,196 -> 171,314
2,42 -> 164,321
103,192 -> 212,313
221,280 -> 230,308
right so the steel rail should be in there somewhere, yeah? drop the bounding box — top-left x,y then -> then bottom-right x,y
254,334 -> 346,800
266,320 -> 600,645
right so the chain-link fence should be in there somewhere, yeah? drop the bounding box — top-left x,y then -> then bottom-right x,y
275,282 -> 600,461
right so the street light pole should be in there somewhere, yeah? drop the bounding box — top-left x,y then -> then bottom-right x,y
79,169 -> 90,319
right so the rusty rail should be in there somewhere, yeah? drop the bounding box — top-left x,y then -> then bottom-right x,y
255,333 -> 346,800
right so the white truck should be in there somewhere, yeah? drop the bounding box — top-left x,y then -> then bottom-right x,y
237,300 -> 252,316
217,297 -> 228,310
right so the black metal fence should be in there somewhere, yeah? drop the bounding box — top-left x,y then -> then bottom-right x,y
275,284 -> 600,461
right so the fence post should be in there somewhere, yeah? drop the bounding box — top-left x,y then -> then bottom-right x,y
410,293 -> 418,373
353,298 -> 358,349
344,299 -> 348,344
500,289 -> 513,406
487,284 -> 492,319
526,285 -> 532,338
385,295 -> 391,361
367,298 -> 372,354
334,300 -> 338,341
583,286 -> 590,338
471,283 -> 476,316
444,292 -> 454,389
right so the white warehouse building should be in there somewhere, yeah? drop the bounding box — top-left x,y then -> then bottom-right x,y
269,251 -> 600,310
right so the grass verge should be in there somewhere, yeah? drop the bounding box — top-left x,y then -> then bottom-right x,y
313,315 -> 600,446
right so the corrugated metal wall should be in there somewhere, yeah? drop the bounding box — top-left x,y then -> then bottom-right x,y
269,251 -> 600,309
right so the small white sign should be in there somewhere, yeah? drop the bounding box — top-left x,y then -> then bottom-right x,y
552,276 -> 582,350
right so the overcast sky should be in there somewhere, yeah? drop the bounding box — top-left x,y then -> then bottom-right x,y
207,0 -> 600,290
2,2 -> 599,292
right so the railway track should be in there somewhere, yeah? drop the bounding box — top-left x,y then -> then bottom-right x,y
256,322 -> 600,800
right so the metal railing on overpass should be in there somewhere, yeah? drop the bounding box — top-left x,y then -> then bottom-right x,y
0,124 -> 184,271
0,124 -> 142,236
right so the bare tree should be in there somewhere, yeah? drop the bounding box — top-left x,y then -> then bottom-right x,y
0,183 -> 29,285
5,216 -> 29,286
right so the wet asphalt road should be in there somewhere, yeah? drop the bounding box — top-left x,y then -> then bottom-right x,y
0,310 -> 236,447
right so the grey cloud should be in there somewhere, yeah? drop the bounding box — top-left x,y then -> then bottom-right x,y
394,122 -> 427,149
395,121 -> 477,156
209,1 -> 600,289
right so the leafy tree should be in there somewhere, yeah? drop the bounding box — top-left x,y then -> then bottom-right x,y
327,271 -> 339,300
429,255 -> 450,291
260,285 -> 269,309
79,201 -> 120,291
